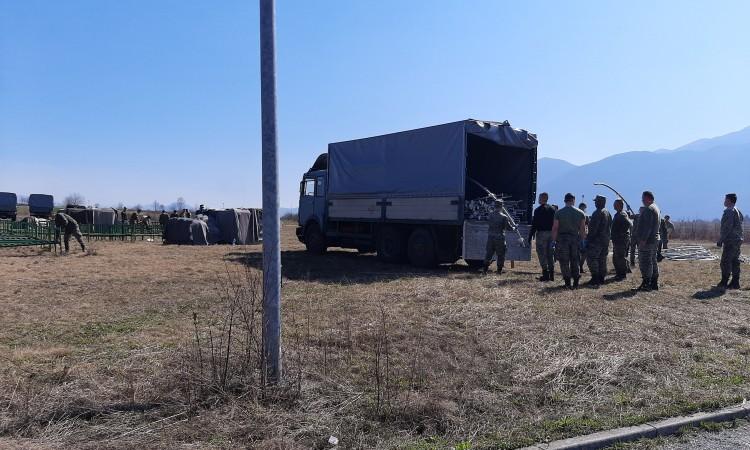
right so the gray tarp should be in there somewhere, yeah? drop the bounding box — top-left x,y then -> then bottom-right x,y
328,119 -> 537,197
211,209 -> 261,244
191,220 -> 209,245
66,208 -> 117,225
165,218 -> 196,245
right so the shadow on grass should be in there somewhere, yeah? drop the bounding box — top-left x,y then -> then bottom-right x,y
603,290 -> 639,301
224,249 -> 481,285
692,288 -> 726,300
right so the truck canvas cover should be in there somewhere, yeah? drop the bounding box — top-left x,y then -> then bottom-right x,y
0,192 -> 16,213
327,120 -> 537,198
28,194 -> 54,215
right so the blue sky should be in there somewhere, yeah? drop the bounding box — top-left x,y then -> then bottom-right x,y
1,0 -> 749,209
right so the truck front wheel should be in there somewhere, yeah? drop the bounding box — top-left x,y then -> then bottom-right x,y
407,228 -> 437,268
377,226 -> 406,263
304,222 -> 327,254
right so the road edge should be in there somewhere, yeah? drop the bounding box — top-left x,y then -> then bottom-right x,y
519,402 -> 749,449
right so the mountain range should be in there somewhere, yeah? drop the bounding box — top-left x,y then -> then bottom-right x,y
537,126 -> 750,219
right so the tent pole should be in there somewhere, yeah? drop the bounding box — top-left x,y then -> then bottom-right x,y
260,0 -> 281,385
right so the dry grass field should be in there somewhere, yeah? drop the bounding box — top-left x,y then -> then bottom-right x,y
1,222 -> 749,449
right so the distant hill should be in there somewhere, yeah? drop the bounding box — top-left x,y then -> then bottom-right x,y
538,158 -> 577,183
538,127 -> 750,219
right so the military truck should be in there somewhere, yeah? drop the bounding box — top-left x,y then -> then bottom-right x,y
28,194 -> 54,219
0,192 -> 17,221
296,119 -> 537,267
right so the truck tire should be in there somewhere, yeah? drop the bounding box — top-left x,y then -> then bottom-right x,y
407,228 -> 437,268
304,222 -> 327,254
377,226 -> 406,263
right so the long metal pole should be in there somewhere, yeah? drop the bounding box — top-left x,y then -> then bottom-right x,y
259,0 -> 281,384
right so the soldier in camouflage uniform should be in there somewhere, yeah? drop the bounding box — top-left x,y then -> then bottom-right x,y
578,202 -> 589,274
585,195 -> 612,286
629,207 -> 644,267
54,211 -> 86,253
717,193 -> 744,290
610,199 -> 633,281
484,199 -> 515,274
552,193 -> 587,289
635,191 -> 661,291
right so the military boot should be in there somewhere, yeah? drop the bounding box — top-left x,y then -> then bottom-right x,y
585,275 -> 600,286
538,270 -> 549,282
549,271 -> 555,282
716,276 -> 729,290
650,275 -> 659,291
635,278 -> 651,292
564,277 -> 571,289
497,264 -> 504,275
613,273 -> 626,281
572,277 -> 580,289
728,274 -> 740,290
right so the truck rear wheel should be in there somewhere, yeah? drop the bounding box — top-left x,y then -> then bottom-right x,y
377,226 -> 406,263
407,228 -> 437,268
304,222 -> 327,254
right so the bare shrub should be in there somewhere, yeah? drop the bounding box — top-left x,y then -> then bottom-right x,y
180,265 -> 265,407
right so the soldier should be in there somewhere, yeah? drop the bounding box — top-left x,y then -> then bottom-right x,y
716,193 -> 743,289
54,211 -> 86,253
129,209 -> 139,226
120,206 -> 128,224
634,191 -> 661,291
610,199 -> 633,281
159,209 -> 169,227
629,207 -> 644,267
528,192 -> 556,281
551,193 -> 587,289
585,195 -> 612,286
184,208 -> 192,219
658,215 -> 675,261
170,209 -> 179,218
578,202 -> 589,274
484,199 -> 515,275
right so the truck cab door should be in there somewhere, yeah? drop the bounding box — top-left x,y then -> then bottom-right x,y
314,176 -> 327,227
298,177 -> 316,227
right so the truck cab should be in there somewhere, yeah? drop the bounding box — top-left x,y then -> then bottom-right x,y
296,154 -> 329,253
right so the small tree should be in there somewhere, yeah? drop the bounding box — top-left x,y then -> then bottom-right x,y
152,200 -> 160,212
63,193 -> 86,206
175,197 -> 186,211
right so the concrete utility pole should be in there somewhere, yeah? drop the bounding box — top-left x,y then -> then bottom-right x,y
259,0 -> 281,384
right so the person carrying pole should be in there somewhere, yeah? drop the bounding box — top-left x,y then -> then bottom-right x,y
551,193 -> 587,289
528,192 -> 556,282
716,193 -> 743,290
610,198 -> 633,281
54,211 -> 86,254
484,199 -> 515,275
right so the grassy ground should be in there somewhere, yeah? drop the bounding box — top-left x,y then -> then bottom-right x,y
0,222 -> 749,449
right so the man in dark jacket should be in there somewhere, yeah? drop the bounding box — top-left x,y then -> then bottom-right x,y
528,192 -> 556,281
54,211 -> 86,253
585,195 -> 612,286
158,209 -> 170,227
717,193 -> 744,289
610,199 -> 633,281
635,191 -> 661,291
